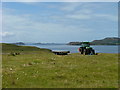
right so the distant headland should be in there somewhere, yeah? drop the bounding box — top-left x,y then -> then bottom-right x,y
10,37 -> 120,45
67,37 -> 120,45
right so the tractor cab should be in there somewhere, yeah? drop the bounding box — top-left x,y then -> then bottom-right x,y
81,42 -> 90,47
79,42 -> 95,55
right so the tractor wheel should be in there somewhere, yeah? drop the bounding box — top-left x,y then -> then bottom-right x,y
84,49 -> 88,55
91,49 -> 95,55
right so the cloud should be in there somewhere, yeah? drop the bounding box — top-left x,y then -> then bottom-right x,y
2,2 -> 118,42
65,13 -> 117,21
66,14 -> 91,20
60,3 -> 82,12
3,13 -> 90,32
0,32 -> 14,37
94,14 -> 118,22
2,3 -> 117,32
58,3 -> 118,21
2,10 -> 93,42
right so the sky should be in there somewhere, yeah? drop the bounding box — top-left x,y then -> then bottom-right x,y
1,2 -> 118,43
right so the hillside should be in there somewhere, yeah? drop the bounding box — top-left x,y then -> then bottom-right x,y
67,42 -> 82,45
91,37 -> 120,45
2,43 -> 118,88
67,37 -> 120,45
12,42 -> 25,45
2,43 -> 51,53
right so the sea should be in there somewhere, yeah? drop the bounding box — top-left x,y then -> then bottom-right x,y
24,44 -> 119,53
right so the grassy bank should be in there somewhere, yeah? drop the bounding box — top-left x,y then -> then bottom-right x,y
2,43 -> 118,88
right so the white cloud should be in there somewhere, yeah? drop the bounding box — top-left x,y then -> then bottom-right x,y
59,3 -> 117,21
94,14 -> 118,22
64,13 -> 117,21
3,11 -> 93,42
3,12 -> 95,43
75,9 -> 92,14
0,32 -> 14,37
2,2 -> 118,42
60,3 -> 82,12
66,14 -> 91,20
3,13 -> 89,32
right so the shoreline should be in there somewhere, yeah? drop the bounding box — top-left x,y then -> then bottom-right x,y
23,44 -> 118,54
1,43 -> 118,54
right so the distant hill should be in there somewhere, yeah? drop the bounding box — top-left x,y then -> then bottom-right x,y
67,37 -> 120,45
12,42 -> 25,45
11,42 -> 66,45
67,42 -> 82,45
91,37 -> 120,45
33,43 -> 42,45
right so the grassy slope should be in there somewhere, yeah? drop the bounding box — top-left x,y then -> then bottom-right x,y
2,43 -> 118,88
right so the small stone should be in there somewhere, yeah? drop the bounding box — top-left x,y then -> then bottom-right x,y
10,68 -> 13,71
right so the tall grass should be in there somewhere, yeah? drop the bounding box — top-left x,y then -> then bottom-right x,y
2,43 -> 118,88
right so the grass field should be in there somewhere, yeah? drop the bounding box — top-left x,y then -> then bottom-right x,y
2,43 -> 118,88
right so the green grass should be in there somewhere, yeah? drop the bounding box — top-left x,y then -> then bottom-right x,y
2,43 -> 118,88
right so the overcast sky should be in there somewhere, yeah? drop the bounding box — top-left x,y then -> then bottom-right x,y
2,2 -> 118,43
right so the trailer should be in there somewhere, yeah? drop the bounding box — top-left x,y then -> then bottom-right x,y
52,50 -> 70,55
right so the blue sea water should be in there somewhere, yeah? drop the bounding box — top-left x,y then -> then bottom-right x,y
25,44 -> 119,53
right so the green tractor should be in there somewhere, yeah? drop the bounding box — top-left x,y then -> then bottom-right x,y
78,42 -> 95,55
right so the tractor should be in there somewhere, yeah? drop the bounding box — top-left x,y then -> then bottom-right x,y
78,42 -> 95,55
